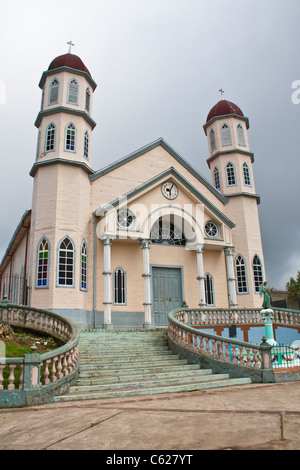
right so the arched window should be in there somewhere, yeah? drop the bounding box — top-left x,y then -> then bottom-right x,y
37,238 -> 50,287
237,124 -> 246,146
151,219 -> 186,246
80,241 -> 88,291
213,167 -> 221,190
209,129 -> 216,151
45,123 -> 56,152
84,131 -> 89,159
67,78 -> 79,105
58,237 -> 74,286
221,123 -> 232,146
204,273 -> 215,305
65,123 -> 76,151
243,162 -> 251,186
226,162 -> 236,186
49,78 -> 59,105
235,255 -> 248,294
113,268 -> 126,305
252,255 -> 263,293
85,87 -> 91,112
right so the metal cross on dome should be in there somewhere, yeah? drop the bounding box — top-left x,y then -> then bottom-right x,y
67,40 -> 75,53
219,88 -> 225,99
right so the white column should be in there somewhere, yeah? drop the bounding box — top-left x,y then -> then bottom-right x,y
141,239 -> 153,328
196,244 -> 206,307
102,237 -> 113,328
224,247 -> 238,308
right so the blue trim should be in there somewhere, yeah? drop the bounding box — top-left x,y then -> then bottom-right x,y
80,240 -> 88,292
234,254 -> 249,295
64,122 -> 77,153
56,235 -> 76,288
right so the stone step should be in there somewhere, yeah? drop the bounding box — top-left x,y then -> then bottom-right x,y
55,377 -> 252,402
78,362 -> 200,378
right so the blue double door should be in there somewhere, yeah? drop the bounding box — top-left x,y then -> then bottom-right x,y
152,267 -> 183,326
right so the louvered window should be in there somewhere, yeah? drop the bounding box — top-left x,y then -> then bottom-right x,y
237,124 -> 246,146
85,88 -> 90,112
209,129 -> 216,151
226,162 -> 236,186
68,79 -> 79,104
49,79 -> 59,104
45,123 -> 56,152
221,123 -> 232,146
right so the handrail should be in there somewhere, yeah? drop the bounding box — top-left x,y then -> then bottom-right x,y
0,301 -> 80,407
167,307 -> 276,383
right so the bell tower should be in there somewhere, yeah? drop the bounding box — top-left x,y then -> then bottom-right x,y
28,49 -> 97,315
203,95 -> 265,308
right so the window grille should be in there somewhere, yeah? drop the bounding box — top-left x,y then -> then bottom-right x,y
114,268 -> 126,304
58,237 -> 74,286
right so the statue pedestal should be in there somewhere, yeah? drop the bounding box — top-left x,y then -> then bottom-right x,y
260,309 -> 278,346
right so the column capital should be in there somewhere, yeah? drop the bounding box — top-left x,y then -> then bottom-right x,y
224,246 -> 235,256
102,236 -> 113,246
140,239 -> 151,249
195,243 -> 204,253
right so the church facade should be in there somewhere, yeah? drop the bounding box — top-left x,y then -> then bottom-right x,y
0,52 -> 266,329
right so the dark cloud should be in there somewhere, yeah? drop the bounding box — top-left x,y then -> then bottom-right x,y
0,0 -> 299,289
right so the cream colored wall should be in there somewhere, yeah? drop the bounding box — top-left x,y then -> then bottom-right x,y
208,117 -> 250,157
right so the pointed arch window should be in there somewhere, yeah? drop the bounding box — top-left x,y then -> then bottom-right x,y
221,123 -> 232,146
237,124 -> 246,146
213,167 -> 221,190
85,87 -> 91,112
113,268 -> 126,305
253,255 -> 263,293
49,78 -> 59,105
84,131 -> 89,159
58,237 -> 74,287
80,241 -> 88,291
45,123 -> 56,152
226,162 -> 236,186
243,162 -> 251,186
67,78 -> 79,105
209,129 -> 216,151
204,273 -> 215,306
235,255 -> 248,294
65,123 -> 76,152
37,238 -> 50,287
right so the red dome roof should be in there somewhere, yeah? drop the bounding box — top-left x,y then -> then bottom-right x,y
206,99 -> 244,123
48,53 -> 91,77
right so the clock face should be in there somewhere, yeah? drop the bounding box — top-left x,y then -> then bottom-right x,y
161,182 -> 178,200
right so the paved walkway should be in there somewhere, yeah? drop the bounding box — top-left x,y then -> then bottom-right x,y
0,381 -> 299,451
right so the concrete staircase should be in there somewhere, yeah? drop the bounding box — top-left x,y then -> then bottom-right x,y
55,330 -> 251,402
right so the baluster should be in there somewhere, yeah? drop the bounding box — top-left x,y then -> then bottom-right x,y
231,345 -> 238,363
62,354 -> 68,376
43,359 -> 51,385
0,365 -> 5,390
205,337 -> 210,356
252,349 -> 260,368
238,345 -> 245,365
67,350 -> 73,373
217,340 -> 224,360
245,347 -> 252,366
56,355 -> 63,379
211,339 -> 217,358
51,357 -> 58,382
199,336 -> 205,354
7,364 -> 16,390
224,342 -> 231,361
18,365 -> 24,389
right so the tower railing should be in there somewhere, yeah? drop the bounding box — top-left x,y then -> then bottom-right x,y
167,307 -> 300,383
0,300 -> 79,408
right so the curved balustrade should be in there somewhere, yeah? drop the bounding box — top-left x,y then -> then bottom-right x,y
167,307 -> 300,384
0,301 -> 79,408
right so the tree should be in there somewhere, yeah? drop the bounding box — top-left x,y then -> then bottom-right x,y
286,271 -> 300,298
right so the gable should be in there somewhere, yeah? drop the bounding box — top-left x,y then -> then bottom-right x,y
90,138 -> 229,213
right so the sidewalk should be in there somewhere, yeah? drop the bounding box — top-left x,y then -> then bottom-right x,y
0,381 -> 299,451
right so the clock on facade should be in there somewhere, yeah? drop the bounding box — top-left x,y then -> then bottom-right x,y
161,182 -> 178,200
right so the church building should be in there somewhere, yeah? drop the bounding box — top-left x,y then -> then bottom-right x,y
0,52 -> 266,329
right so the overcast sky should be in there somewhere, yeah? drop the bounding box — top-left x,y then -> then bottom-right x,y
0,0 -> 299,290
